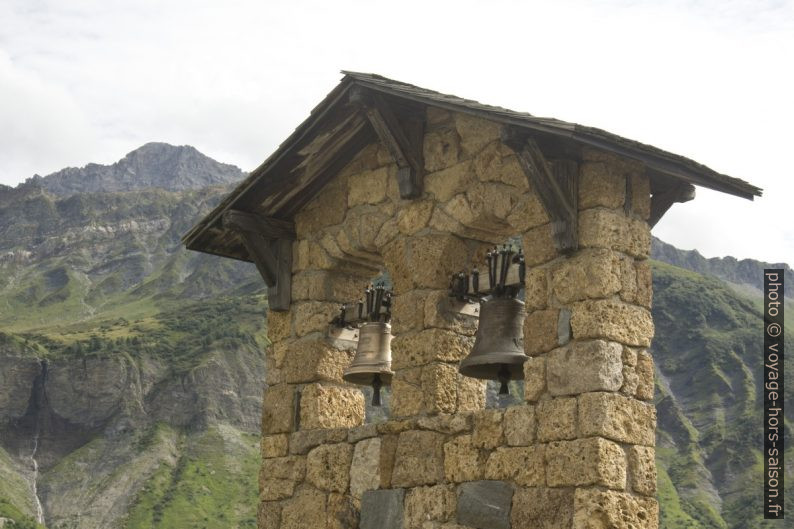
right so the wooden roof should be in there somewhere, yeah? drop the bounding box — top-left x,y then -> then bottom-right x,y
183,71 -> 762,261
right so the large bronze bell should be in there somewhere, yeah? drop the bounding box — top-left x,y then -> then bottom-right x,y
343,321 -> 394,405
459,297 -> 528,394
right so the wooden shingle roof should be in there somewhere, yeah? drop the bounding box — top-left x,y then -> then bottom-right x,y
183,71 -> 762,261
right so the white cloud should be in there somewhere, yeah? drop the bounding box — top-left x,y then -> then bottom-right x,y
1,0 -> 793,264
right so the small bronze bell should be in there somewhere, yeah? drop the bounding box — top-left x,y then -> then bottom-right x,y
343,321 -> 394,405
459,297 -> 528,394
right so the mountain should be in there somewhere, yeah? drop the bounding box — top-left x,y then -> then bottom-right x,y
20,143 -> 245,196
652,237 -> 794,298
0,146 -> 264,529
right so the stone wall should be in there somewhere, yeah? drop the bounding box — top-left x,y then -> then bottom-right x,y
258,108 -> 658,528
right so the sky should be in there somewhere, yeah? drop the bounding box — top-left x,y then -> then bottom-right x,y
1,0 -> 793,265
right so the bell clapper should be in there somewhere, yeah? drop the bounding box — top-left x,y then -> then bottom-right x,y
498,364 -> 510,396
372,374 -> 382,406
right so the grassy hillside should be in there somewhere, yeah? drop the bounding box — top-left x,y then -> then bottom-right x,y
651,261 -> 793,528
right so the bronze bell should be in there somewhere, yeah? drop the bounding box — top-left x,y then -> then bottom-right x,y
343,321 -> 394,405
459,297 -> 528,394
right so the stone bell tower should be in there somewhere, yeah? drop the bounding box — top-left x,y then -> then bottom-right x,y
183,72 -> 761,529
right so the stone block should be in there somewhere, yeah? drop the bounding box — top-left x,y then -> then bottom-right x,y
522,224 -> 558,266
292,301 -> 341,337
268,310 -> 292,342
635,260 -> 653,309
629,445 -> 657,496
523,356 -> 546,402
379,434 -> 399,488
444,434 -> 485,482
557,308 -> 572,346
630,172 -> 651,220
257,501 -> 281,529
578,392 -> 656,446
504,405 -> 536,446
618,255 -> 638,304
457,375 -> 487,412
578,208 -> 651,259
424,290 -> 479,336
327,492 -> 358,529
348,423 -> 378,443
405,484 -> 456,528
546,340 -> 624,396
417,412 -> 473,435
455,113 -> 502,156
426,161 -> 476,202
391,329 -> 474,369
472,143 -> 527,189
282,340 -> 353,384
348,166 -> 389,207
261,434 -> 289,459
300,383 -> 365,430
546,438 -> 626,489
392,363 -> 465,416
289,428 -> 348,455
307,442 -> 353,493
523,267 -> 549,311
424,128 -> 461,172
573,488 -> 659,529
391,290 -> 427,334
344,205 -> 393,253
292,270 -> 364,302
551,249 -> 622,303
472,409 -> 504,449
636,351 -> 655,400
361,488 -> 404,529
506,192 -> 548,232
570,299 -> 654,347
383,234 -> 468,293
485,445 -> 545,486
463,182 -> 520,231
295,182 -> 348,238
397,199 -> 435,235
280,488 -> 327,529
537,398 -> 577,441
350,437 -> 381,499
620,363 -> 640,397
524,309 -> 560,355
391,430 -> 445,487
259,455 -> 305,500
261,384 -> 295,434
457,481 -> 514,529
511,487 -> 575,529
578,161 -> 625,209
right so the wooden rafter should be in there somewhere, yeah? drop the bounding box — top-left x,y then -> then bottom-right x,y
502,127 -> 579,253
350,86 -> 424,198
649,183 -> 696,228
222,210 -> 294,311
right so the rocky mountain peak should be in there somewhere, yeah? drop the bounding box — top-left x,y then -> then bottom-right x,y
20,142 -> 246,195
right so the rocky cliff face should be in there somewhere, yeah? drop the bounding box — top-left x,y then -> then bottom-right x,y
20,143 -> 245,196
0,146 -> 263,529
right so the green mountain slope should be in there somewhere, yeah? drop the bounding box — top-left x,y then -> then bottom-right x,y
651,261 -> 793,528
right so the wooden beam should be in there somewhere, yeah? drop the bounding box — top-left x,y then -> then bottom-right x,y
502,127 -> 579,253
222,210 -> 295,311
350,87 -> 424,198
649,183 -> 696,227
222,210 -> 295,239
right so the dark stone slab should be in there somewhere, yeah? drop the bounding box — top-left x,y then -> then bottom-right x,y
360,488 -> 404,529
457,480 -> 514,529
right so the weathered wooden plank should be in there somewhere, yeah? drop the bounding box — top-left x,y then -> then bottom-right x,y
222,210 -> 295,239
503,127 -> 579,253
268,238 -> 293,311
237,231 -> 277,287
350,87 -> 424,198
649,183 -> 696,227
